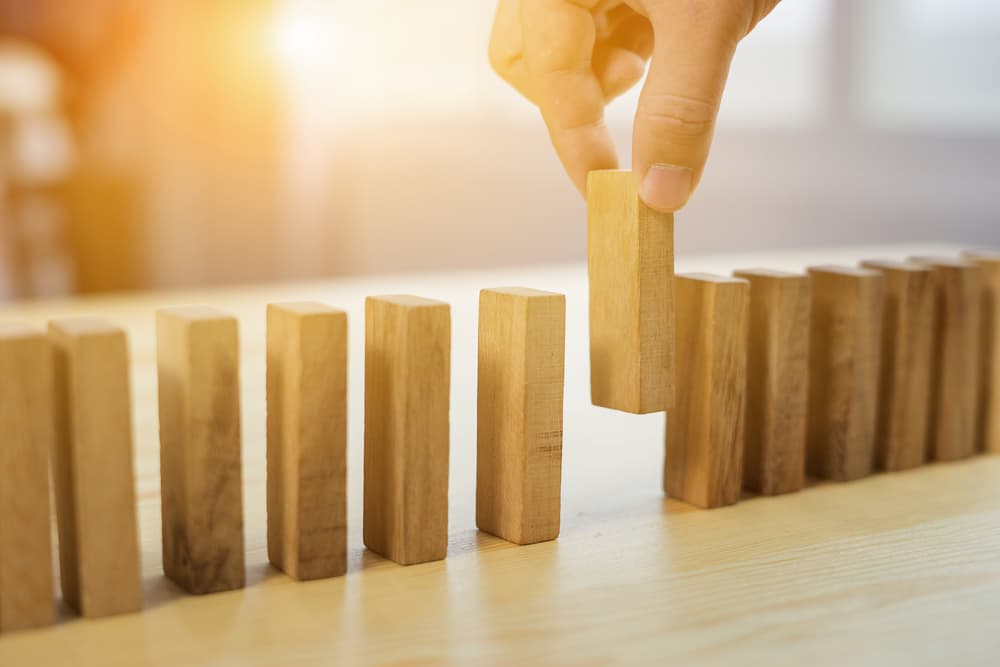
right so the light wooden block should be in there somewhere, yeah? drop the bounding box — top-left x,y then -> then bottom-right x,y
157,307 -> 245,594
587,169 -> 675,414
806,267 -> 884,481
364,296 -> 450,565
860,260 -> 935,471
964,251 -> 1000,453
476,288 -> 566,545
0,324 -> 55,632
266,303 -> 348,581
49,318 -> 142,617
732,269 -> 809,495
664,274 -> 748,509
909,257 -> 983,462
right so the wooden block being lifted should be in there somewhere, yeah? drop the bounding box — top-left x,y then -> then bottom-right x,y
860,260 -> 934,471
0,324 -> 55,632
909,257 -> 982,461
587,169 -> 674,414
364,296 -> 450,565
477,288 -> 565,545
267,303 -> 348,581
49,318 -> 142,617
732,270 -> 809,495
964,251 -> 1000,453
806,267 -> 884,481
157,307 -> 245,594
665,274 -> 748,509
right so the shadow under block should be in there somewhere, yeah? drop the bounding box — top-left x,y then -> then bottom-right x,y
587,169 -> 675,414
964,251 -> 1000,453
732,270 -> 809,495
860,260 -> 934,471
48,318 -> 142,617
364,296 -> 450,565
909,257 -> 983,462
806,267 -> 884,481
266,303 -> 348,581
476,288 -> 566,545
0,324 -> 55,632
664,274 -> 748,509
157,307 -> 245,594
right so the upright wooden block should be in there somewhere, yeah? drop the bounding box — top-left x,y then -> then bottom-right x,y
964,251 -> 1000,453
860,260 -> 935,471
806,267 -> 884,481
157,307 -> 245,594
909,257 -> 983,461
664,275 -> 748,509
364,296 -> 450,565
266,303 -> 348,581
587,169 -> 675,414
477,288 -> 566,545
732,270 -> 809,495
0,324 -> 55,632
49,318 -> 142,617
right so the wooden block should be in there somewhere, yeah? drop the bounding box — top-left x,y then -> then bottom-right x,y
157,307 -> 245,594
266,303 -> 348,581
0,324 -> 55,632
364,296 -> 450,565
732,269 -> 809,495
859,260 -> 935,471
476,288 -> 566,545
587,169 -> 675,414
664,274 -> 748,509
909,257 -> 983,461
806,267 -> 884,481
964,251 -> 1000,453
49,318 -> 142,617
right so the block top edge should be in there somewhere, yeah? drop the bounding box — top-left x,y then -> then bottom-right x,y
677,272 -> 748,285
808,265 -> 882,279
963,249 -> 1000,263
481,287 -> 564,299
732,268 -> 805,279
157,305 -> 236,322
907,256 -> 974,269
268,301 -> 345,316
367,295 -> 449,309
859,259 -> 931,273
0,320 -> 43,340
48,317 -> 124,337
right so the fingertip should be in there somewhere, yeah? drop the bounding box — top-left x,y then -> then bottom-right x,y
638,163 -> 693,212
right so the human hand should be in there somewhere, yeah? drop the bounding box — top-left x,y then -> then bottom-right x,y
489,0 -> 780,212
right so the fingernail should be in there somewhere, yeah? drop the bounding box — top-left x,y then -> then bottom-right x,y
640,164 -> 693,212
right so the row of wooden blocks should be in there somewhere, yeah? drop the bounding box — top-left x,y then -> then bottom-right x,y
587,170 -> 999,510
0,289 -> 566,632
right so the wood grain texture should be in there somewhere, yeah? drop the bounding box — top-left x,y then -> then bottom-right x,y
157,307 -> 245,594
476,288 -> 565,545
909,257 -> 983,461
587,169 -> 674,414
860,260 -> 934,471
48,318 -> 142,618
665,274 -> 748,509
732,269 -> 809,495
806,267 -> 884,481
964,251 -> 1000,453
266,303 -> 348,580
364,296 -> 450,565
0,324 -> 55,632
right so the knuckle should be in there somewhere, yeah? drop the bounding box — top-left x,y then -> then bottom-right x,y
637,93 -> 717,139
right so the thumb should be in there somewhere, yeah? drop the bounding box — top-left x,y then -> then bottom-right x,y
632,3 -> 745,212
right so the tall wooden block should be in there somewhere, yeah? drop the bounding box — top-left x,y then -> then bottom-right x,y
477,288 -> 566,545
860,260 -> 935,470
266,303 -> 348,581
157,307 -> 245,594
732,270 -> 809,495
49,318 -> 142,617
806,267 -> 884,481
909,257 -> 983,461
0,324 -> 55,632
587,169 -> 675,414
964,251 -> 1000,453
664,275 -> 748,509
364,296 -> 450,565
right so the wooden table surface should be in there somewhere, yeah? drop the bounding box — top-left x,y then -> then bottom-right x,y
1,244 -> 998,666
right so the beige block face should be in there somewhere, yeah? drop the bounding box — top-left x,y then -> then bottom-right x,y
964,251 -> 1000,453
587,169 -> 674,414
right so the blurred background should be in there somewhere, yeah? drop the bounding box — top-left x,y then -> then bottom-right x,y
0,0 -> 997,298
